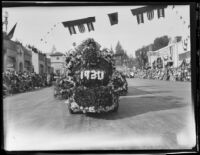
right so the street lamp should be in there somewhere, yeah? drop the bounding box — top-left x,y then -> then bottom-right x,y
3,11 -> 9,33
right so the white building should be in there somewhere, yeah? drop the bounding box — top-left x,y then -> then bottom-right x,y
147,38 -> 190,68
31,50 -> 47,74
47,52 -> 66,75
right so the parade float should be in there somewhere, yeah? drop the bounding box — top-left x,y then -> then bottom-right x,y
54,38 -> 128,113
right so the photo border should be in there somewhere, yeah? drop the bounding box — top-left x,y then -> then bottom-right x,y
1,1 -> 199,154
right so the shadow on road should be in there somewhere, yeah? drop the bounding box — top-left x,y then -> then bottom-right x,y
127,86 -> 171,96
87,95 -> 188,120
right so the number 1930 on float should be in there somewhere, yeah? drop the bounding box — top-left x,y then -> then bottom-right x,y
80,70 -> 105,80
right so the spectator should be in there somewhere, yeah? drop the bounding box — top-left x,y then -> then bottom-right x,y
3,71 -> 52,96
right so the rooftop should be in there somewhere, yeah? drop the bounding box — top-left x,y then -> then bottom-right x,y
50,52 -> 65,56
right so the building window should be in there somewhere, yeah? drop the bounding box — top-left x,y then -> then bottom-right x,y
56,56 -> 59,60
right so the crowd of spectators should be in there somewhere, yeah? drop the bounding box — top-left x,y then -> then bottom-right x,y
3,70 -> 53,97
131,66 -> 191,82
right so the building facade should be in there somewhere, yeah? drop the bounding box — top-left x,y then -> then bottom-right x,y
38,53 -> 46,74
31,50 -> 47,74
22,46 -> 32,72
147,38 -> 191,68
47,52 -> 66,75
3,38 -> 34,73
3,39 -> 25,72
45,57 -> 52,74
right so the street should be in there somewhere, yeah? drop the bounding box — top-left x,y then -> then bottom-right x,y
3,78 -> 196,150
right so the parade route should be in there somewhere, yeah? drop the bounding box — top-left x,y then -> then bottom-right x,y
3,78 -> 196,150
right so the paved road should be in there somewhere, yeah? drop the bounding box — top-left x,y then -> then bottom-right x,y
3,78 -> 196,150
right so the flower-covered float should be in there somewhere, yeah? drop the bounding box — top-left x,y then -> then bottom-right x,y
54,38 -> 128,113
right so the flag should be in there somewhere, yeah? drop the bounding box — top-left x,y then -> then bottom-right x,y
157,8 -> 165,18
68,26 -> 76,35
78,24 -> 85,33
87,22 -> 94,32
147,10 -> 154,20
136,13 -> 144,24
108,12 -> 118,25
7,23 -> 17,40
183,39 -> 188,51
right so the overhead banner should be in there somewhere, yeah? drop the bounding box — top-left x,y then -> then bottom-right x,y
87,22 -> 94,32
136,13 -> 144,24
62,17 -> 95,35
108,12 -> 118,26
147,10 -> 154,20
131,5 -> 167,24
157,8 -> 165,18
78,24 -> 85,33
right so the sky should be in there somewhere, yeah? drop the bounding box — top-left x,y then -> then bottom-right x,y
2,5 -> 190,57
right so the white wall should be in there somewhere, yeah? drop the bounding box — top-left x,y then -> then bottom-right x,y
148,41 -> 190,68
32,52 -> 39,74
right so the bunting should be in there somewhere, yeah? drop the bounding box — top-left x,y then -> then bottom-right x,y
171,5 -> 190,31
108,12 -> 118,26
136,13 -> 144,24
131,5 -> 167,24
87,22 -> 94,31
147,10 -> 154,20
183,39 -> 188,51
62,17 -> 95,35
157,8 -> 165,18
68,26 -> 76,35
78,24 -> 85,33
39,22 -> 59,44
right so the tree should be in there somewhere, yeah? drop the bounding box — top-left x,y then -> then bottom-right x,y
115,41 -> 124,55
134,35 -> 170,69
51,45 -> 57,53
152,35 -> 170,51
76,38 -> 101,53
127,56 -> 137,68
110,45 -> 114,54
115,41 -> 128,65
135,45 -> 149,69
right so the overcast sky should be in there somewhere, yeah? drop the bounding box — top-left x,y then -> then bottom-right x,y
2,5 -> 190,57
